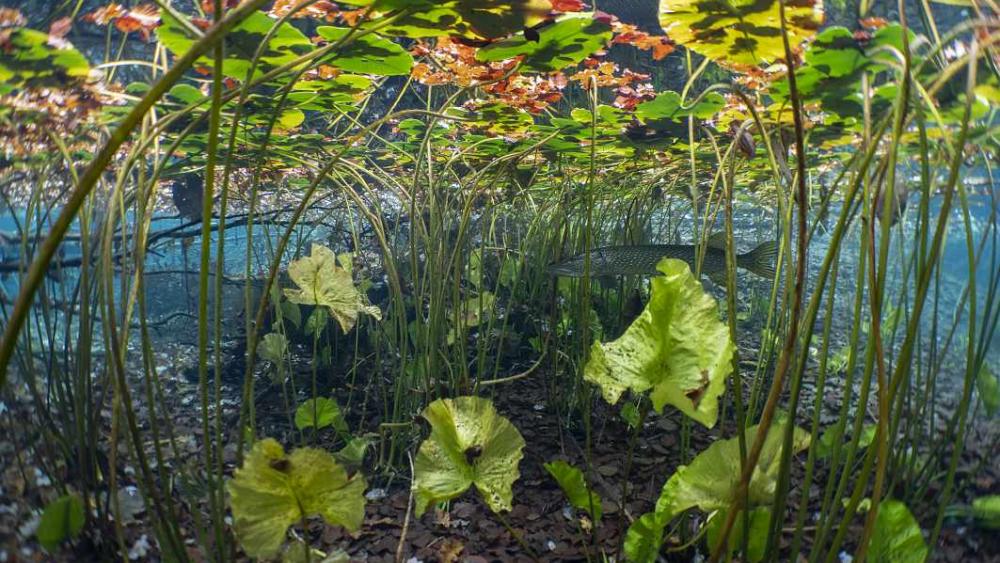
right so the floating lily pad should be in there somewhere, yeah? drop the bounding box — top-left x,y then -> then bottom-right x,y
658,0 -> 824,67
316,27 -> 413,76
0,28 -> 90,89
635,90 -> 725,123
343,0 -> 551,40
478,14 -> 613,72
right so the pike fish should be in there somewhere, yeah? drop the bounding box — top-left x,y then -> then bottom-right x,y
547,237 -> 777,281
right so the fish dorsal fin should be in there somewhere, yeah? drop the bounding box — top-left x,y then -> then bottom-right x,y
706,232 -> 727,250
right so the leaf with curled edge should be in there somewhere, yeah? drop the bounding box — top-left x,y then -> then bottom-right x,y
412,396 -> 525,516
624,414 -> 810,562
584,258 -> 734,428
227,439 -> 366,559
658,0 -> 823,68
283,244 -> 381,333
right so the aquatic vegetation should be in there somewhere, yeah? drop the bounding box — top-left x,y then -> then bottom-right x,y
412,396 -> 526,516
0,0 -> 997,560
585,258 -> 734,427
227,439 -> 366,559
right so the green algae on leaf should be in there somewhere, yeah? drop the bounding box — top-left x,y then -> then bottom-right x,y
37,494 -> 85,551
584,258 -> 734,428
478,14 -> 614,72
284,244 -> 381,333
870,499 -> 928,563
227,439 -> 366,559
0,28 -> 90,89
544,460 -> 602,521
658,0 -> 823,68
624,414 -> 810,562
412,396 -> 525,516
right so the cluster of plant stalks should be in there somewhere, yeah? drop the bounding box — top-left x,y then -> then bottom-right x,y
1,0 -> 998,561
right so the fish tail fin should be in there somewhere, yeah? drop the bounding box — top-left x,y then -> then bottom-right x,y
739,241 -> 778,279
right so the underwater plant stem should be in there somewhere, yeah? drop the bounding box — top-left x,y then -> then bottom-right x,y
708,0 -> 811,558
0,0 -> 273,386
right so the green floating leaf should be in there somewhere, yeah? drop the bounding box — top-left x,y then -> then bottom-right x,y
351,0 -> 551,40
972,495 -> 1000,529
544,460 -> 602,521
37,494 -> 85,551
624,415 -> 810,562
448,102 -> 535,136
977,365 -> 999,417
635,91 -> 725,123
158,11 -> 313,80
0,28 -> 90,89
412,396 -> 525,516
294,397 -> 348,433
584,258 -> 734,428
259,332 -> 288,363
227,439 -> 366,559
284,244 -> 381,333
315,27 -> 413,76
870,499 -> 928,563
658,0 -> 823,67
478,14 -> 613,72
704,506 -> 771,563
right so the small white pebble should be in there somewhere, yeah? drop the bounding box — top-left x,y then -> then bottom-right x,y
33,468 -> 51,487
838,551 -> 853,563
547,540 -> 556,551
128,535 -> 152,560
365,488 -> 387,501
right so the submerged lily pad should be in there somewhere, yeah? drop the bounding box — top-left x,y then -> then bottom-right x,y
625,414 -> 810,562
283,244 -> 381,333
37,494 -> 85,551
658,0 -> 824,67
870,499 -> 928,563
584,258 -> 734,428
544,460 -> 602,521
227,439 -> 366,559
412,396 -> 525,516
